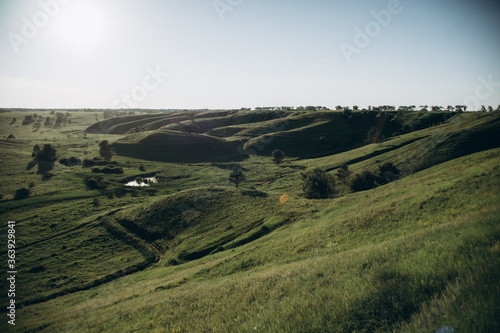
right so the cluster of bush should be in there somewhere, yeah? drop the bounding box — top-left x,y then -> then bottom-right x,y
301,168 -> 336,199
59,157 -> 81,167
350,163 -> 400,192
300,162 -> 400,199
82,158 -> 118,167
21,112 -> 71,130
91,166 -> 124,174
84,175 -> 106,190
225,148 -> 400,199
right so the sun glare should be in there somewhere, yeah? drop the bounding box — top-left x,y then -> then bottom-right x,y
50,1 -> 112,55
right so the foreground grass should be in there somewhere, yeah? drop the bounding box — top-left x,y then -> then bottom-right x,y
13,148 -> 500,332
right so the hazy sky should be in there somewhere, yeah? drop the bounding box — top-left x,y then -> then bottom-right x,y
1,0 -> 499,110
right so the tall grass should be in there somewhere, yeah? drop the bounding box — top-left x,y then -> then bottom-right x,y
14,147 -> 500,332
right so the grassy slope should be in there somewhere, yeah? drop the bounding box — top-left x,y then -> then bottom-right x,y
14,147 -> 500,332
240,110 -> 453,158
107,110 -> 459,162
0,110 -> 499,332
112,130 -> 246,163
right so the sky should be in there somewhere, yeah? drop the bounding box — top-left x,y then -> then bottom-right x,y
0,0 -> 499,110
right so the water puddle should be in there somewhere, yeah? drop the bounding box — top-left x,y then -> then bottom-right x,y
125,177 -> 158,187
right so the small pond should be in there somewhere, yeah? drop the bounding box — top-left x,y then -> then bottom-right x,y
125,177 -> 158,187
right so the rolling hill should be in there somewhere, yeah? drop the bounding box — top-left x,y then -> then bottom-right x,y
0,109 -> 499,332
87,109 -> 465,162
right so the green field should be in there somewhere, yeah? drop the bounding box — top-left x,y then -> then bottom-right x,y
0,109 -> 499,332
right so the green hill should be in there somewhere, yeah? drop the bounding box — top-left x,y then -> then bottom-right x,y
112,130 -> 247,163
0,109 -> 499,332
104,110 -> 463,162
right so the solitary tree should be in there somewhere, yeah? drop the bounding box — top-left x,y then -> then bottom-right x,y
272,149 -> 285,165
336,164 -> 352,184
301,168 -> 336,199
181,124 -> 200,136
378,162 -> 400,184
228,166 -> 246,188
34,144 -> 57,174
99,140 -> 112,161
44,117 -> 53,127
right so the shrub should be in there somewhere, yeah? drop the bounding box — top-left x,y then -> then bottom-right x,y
14,188 -> 31,200
102,166 -> 124,174
272,149 -> 285,165
83,159 -> 96,167
350,171 -> 379,192
92,166 -> 124,174
378,162 -> 400,184
336,164 -> 352,184
84,176 -> 105,190
301,168 -> 336,199
36,144 -> 57,161
59,157 -> 81,167
350,163 -> 400,192
33,144 -> 57,174
99,140 -> 112,161
228,166 -> 246,188
181,124 -> 200,136
37,159 -> 55,175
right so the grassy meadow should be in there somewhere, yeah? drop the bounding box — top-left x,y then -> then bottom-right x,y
0,108 -> 499,332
